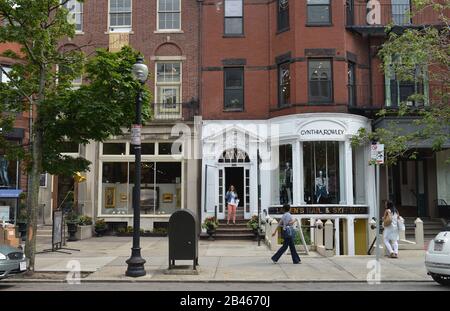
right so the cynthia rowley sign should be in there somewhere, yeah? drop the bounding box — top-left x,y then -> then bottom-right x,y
298,120 -> 347,140
300,129 -> 345,136
269,206 -> 368,215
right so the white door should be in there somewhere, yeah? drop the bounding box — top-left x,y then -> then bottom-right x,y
217,167 -> 226,220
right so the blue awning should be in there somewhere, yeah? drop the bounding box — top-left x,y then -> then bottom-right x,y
0,189 -> 23,198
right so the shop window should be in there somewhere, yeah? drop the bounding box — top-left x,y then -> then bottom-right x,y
102,143 -> 126,155
278,144 -> 293,205
101,161 -> 182,216
102,162 -> 129,214
224,67 -> 244,111
278,62 -> 291,107
308,59 -> 332,103
0,154 -> 18,189
109,0 -> 132,32
158,142 -> 182,155
130,143 -> 155,155
158,0 -> 181,31
277,0 -> 289,32
224,0 -> 243,35
64,0 -> 83,32
307,0 -> 331,25
303,141 -> 340,204
352,146 -> 367,204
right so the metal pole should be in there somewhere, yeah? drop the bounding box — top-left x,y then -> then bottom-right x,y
375,164 -> 380,262
126,87 -> 146,277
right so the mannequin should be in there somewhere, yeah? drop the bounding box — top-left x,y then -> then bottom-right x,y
284,162 -> 293,204
315,170 -> 328,203
0,156 -> 9,187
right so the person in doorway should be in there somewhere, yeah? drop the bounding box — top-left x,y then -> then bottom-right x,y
225,185 -> 238,225
383,200 -> 400,258
271,204 -> 301,264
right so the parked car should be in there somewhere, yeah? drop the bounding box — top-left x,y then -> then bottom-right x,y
0,245 -> 27,280
425,222 -> 450,286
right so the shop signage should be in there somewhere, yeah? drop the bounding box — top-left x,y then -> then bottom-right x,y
298,120 -> 347,140
268,206 -> 368,215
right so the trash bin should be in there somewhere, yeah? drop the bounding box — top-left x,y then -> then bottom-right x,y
168,209 -> 199,270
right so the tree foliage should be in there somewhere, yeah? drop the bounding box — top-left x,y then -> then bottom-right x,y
0,0 -> 151,271
352,0 -> 450,164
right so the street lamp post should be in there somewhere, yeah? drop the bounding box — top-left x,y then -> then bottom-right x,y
126,56 -> 148,277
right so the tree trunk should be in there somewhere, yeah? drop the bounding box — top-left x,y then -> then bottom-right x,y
25,123 -> 43,272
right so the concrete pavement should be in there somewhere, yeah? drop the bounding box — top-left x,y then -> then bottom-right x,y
8,236 -> 433,283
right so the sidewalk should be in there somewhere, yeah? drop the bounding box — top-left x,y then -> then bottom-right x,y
13,236 -> 432,282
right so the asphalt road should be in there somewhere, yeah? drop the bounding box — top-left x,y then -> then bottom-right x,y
0,281 -> 449,291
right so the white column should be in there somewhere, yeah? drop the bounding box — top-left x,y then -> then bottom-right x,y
249,142 -> 258,218
292,141 -> 300,205
334,218 -> 340,256
260,142 -> 272,214
345,139 -> 354,205
347,216 -> 355,256
339,142 -> 346,204
294,141 -> 306,204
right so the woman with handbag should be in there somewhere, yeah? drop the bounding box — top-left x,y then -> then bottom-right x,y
382,200 -> 402,258
225,185 -> 238,225
271,204 -> 301,264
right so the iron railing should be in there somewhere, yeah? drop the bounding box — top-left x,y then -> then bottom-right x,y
346,2 -> 444,27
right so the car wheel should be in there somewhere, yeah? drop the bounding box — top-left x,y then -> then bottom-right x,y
431,274 -> 450,286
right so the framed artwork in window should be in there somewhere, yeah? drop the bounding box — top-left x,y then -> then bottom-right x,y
105,187 -> 116,208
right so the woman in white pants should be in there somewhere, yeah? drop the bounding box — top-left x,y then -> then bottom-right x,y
383,200 -> 400,258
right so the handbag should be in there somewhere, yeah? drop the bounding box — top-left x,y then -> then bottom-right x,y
397,216 -> 405,231
283,225 -> 295,239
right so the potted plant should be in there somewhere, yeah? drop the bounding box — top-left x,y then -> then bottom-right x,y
94,219 -> 107,237
247,214 -> 259,239
202,216 -> 218,240
65,211 -> 80,241
76,215 -> 93,240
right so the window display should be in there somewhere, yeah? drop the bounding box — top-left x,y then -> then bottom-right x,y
278,144 -> 293,205
303,141 -> 340,204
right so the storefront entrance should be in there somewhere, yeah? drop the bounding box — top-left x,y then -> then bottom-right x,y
225,167 -> 244,209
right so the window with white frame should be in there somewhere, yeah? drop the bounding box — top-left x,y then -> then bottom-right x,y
64,0 -> 83,32
224,0 -> 243,35
156,62 -> 181,115
0,65 -> 11,83
158,0 -> 181,31
109,0 -> 132,32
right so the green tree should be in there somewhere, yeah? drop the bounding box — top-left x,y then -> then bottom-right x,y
0,0 -> 151,271
352,0 -> 449,164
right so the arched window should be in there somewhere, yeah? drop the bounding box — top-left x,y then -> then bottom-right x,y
218,148 -> 250,163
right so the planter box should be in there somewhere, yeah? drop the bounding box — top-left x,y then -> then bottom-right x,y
76,225 -> 93,240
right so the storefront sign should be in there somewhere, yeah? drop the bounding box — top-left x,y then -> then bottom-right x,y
269,206 -> 368,215
298,120 -> 347,140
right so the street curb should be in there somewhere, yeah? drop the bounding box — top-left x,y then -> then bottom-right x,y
3,279 -> 434,284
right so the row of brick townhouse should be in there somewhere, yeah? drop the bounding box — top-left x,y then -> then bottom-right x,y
0,42 -> 30,222
1,0 -> 448,255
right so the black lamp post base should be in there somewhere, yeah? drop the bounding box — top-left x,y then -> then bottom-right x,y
125,248 -> 146,277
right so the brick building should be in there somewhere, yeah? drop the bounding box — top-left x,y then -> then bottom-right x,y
0,42 -> 29,222
199,0 -> 448,254
38,0 -> 202,230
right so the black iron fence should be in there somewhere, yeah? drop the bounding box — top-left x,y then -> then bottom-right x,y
152,101 -> 199,121
346,2 -> 444,27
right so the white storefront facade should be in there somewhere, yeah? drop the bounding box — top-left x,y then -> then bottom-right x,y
201,113 -> 376,255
